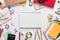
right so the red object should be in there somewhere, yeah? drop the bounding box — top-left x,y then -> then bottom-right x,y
34,0 -> 56,8
0,28 -> 3,38
19,32 -> 20,40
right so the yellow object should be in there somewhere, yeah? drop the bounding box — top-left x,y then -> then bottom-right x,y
48,23 -> 60,39
19,1 -> 26,6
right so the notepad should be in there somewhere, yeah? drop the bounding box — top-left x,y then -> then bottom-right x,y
4,0 -> 26,6
48,23 -> 60,39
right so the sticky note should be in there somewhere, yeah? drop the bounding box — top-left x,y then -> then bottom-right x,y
48,23 -> 60,39
34,0 -> 56,8
19,1 -> 26,6
4,0 -> 26,6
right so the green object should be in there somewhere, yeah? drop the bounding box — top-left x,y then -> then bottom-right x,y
54,20 -> 60,22
3,30 -> 12,40
56,33 -> 60,39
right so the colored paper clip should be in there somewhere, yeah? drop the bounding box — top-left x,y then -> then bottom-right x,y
14,28 -> 18,33
0,17 -> 12,26
5,24 -> 9,29
29,0 -> 33,6
55,10 -> 60,15
25,32 -> 32,40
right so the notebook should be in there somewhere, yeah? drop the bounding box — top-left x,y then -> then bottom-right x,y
48,23 -> 60,39
34,0 -> 56,8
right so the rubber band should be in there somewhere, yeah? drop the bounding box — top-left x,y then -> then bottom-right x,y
5,24 -> 9,29
9,9 -> 15,15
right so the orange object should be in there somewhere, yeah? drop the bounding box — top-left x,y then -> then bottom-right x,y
4,0 -> 26,6
48,23 -> 60,39
0,4 -> 6,9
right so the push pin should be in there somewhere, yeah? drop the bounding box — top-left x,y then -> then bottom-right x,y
29,0 -> 33,6
58,1 -> 60,3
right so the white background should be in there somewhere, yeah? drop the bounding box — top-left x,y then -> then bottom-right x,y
0,0 -> 60,40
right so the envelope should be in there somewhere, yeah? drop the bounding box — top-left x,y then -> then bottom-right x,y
4,0 -> 26,6
34,0 -> 56,8
48,23 -> 60,39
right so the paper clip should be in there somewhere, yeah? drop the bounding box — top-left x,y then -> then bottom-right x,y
29,0 -> 33,6
5,24 -> 9,29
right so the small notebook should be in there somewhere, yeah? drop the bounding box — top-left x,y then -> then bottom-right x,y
48,23 -> 60,39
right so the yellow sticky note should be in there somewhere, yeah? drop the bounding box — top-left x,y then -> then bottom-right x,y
48,23 -> 60,39
19,1 -> 26,6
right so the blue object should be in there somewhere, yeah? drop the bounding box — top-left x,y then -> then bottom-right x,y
7,6 -> 11,9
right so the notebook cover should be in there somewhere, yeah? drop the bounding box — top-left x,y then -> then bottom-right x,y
34,0 -> 56,8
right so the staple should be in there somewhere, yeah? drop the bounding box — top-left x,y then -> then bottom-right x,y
43,32 -> 48,40
0,17 -> 12,26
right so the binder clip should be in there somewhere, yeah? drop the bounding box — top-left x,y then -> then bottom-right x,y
7,34 -> 16,40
